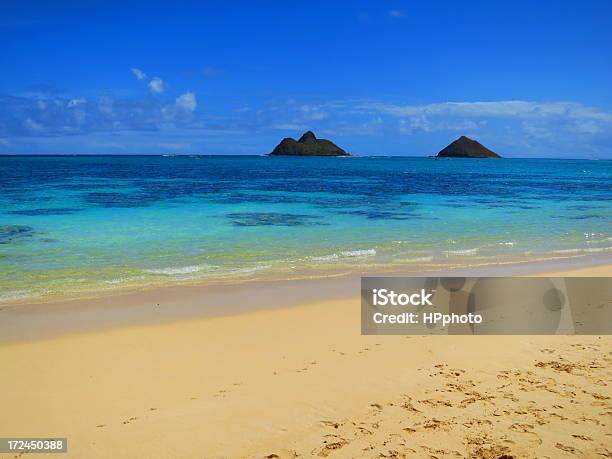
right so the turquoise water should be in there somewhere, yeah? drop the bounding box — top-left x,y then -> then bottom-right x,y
1,155 -> 610,302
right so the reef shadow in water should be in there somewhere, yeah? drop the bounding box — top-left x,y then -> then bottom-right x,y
84,192 -> 153,208
566,204 -> 607,211
566,214 -> 610,220
0,225 -> 35,244
7,196 -> 54,204
227,212 -> 327,227
7,208 -> 82,216
338,209 -> 421,221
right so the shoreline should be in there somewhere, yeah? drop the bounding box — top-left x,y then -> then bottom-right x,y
3,251 -> 611,307
3,252 -> 611,308
1,254 -> 610,344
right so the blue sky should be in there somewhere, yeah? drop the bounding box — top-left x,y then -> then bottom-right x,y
1,0 -> 611,157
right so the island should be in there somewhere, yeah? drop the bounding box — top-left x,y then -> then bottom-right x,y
436,136 -> 501,158
270,131 -> 350,156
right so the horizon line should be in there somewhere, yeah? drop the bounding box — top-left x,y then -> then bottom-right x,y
0,153 -> 609,161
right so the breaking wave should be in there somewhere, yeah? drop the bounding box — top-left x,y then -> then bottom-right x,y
144,265 -> 212,275
310,248 -> 377,262
445,247 -> 480,256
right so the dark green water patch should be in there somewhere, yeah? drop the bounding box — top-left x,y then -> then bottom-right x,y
227,212 -> 326,227
7,208 -> 82,216
0,225 -> 35,244
338,209 -> 421,221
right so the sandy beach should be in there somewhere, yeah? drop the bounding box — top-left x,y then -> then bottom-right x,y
0,262 -> 610,458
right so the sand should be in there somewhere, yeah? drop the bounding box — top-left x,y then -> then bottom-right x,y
0,263 -> 610,458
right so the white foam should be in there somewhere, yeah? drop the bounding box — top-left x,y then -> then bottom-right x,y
397,256 -> 434,263
498,241 -> 515,247
0,290 -> 31,302
553,246 -> 612,254
551,248 -> 582,254
340,249 -> 376,257
228,265 -> 271,275
445,247 -> 479,256
144,265 -> 208,275
310,249 -> 376,262
102,275 -> 146,285
102,279 -> 125,285
584,247 -> 608,253
311,254 -> 340,262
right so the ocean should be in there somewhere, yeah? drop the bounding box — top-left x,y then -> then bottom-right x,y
1,155 -> 610,302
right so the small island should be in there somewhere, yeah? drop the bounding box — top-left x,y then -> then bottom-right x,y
437,136 -> 501,158
270,131 -> 350,156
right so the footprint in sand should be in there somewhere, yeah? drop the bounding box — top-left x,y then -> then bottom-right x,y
357,425 -> 374,435
314,435 -> 349,457
421,418 -> 449,431
321,420 -> 342,429
462,418 -> 492,428
264,451 -> 298,459
556,442 -> 580,454
400,397 -> 420,413
466,435 -> 513,459
419,398 -> 453,408
572,434 -> 593,441
535,360 -> 585,375
420,445 -> 462,458
509,423 -> 535,433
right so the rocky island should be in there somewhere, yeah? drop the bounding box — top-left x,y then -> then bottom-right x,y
437,136 -> 501,158
270,131 -> 350,156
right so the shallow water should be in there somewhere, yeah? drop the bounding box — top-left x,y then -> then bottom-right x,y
0,155 -> 610,301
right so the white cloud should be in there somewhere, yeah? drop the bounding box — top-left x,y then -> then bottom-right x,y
399,116 -> 484,134
97,96 -> 114,115
3,91 -> 612,157
148,77 -> 165,94
67,98 -> 87,107
23,117 -> 44,133
354,100 -> 612,138
131,68 -> 147,80
357,100 -> 612,122
300,104 -> 328,120
159,142 -> 189,149
270,123 -> 307,131
175,92 -> 197,112
569,121 -> 603,135
388,10 -> 404,18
